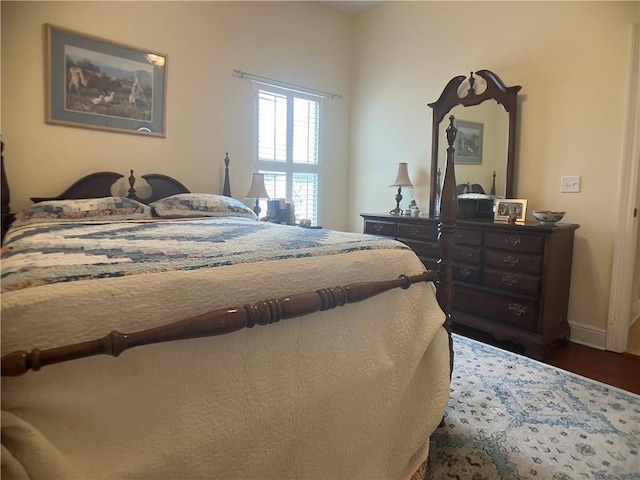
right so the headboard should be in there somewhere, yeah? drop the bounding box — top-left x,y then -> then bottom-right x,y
28,171 -> 192,205
30,154 -> 233,205
0,151 -> 233,240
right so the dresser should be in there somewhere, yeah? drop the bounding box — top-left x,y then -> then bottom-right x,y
361,213 -> 580,360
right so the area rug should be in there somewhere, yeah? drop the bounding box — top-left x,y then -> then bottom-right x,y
423,334 -> 640,479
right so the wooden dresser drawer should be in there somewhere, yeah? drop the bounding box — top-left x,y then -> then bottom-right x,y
454,228 -> 483,246
455,286 -> 538,331
364,220 -> 396,237
453,246 -> 482,266
400,239 -> 440,259
485,232 -> 544,254
397,222 -> 438,241
483,268 -> 540,296
453,265 -> 481,284
484,250 -> 543,275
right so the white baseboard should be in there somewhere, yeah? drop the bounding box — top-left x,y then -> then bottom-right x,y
569,321 -> 607,350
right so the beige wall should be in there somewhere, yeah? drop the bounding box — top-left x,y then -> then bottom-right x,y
0,1 -> 352,230
348,1 -> 639,337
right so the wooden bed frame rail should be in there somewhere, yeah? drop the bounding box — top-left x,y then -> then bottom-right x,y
1,271 -> 438,376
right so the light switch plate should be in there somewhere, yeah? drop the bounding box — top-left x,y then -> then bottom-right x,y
561,175 -> 581,193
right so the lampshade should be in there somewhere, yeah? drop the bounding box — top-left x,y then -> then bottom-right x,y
246,173 -> 270,199
390,162 -> 413,187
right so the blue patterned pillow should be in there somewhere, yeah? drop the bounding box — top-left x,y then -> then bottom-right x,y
13,197 -> 153,227
150,193 -> 258,219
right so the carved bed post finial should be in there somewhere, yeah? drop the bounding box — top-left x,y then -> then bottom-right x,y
468,72 -> 476,96
222,153 -> 232,197
445,115 -> 456,146
491,170 -> 497,196
128,170 -> 137,199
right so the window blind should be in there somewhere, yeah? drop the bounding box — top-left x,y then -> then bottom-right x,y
255,84 -> 321,225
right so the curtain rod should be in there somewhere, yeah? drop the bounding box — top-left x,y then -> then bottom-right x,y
232,69 -> 343,100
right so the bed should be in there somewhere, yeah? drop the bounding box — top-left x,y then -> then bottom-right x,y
0,124 -> 459,480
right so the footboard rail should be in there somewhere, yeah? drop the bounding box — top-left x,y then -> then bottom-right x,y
2,271 -> 438,377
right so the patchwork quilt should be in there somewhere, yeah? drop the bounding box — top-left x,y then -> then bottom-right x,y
1,217 -> 408,293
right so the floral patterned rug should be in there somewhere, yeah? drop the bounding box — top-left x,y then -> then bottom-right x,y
423,334 -> 640,479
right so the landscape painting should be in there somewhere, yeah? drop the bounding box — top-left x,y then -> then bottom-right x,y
65,45 -> 153,121
47,24 -> 167,137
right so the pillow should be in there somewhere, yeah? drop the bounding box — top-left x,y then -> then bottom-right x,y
457,193 -> 493,200
13,197 -> 153,227
150,193 -> 258,219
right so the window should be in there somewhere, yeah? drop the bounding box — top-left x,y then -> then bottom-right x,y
255,84 -> 322,225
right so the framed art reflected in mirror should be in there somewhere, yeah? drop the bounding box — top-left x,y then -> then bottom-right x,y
454,120 -> 483,165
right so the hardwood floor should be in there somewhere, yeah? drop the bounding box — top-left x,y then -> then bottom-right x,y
544,342 -> 640,395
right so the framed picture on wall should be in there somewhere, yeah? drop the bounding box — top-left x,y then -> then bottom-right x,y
494,199 -> 528,223
454,120 -> 483,164
46,24 -> 168,137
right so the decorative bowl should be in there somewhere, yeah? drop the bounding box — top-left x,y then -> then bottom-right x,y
532,210 -> 565,225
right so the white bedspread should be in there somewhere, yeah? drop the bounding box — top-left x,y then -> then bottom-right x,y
1,219 -> 450,480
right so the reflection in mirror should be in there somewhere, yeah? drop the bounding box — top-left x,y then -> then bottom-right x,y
437,103 -> 509,200
428,70 -> 521,218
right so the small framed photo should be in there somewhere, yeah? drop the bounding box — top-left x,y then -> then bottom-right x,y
454,120 -> 483,165
494,199 -> 528,223
46,24 -> 167,137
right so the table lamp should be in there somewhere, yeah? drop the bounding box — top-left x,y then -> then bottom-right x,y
246,173 -> 270,216
390,162 -> 413,215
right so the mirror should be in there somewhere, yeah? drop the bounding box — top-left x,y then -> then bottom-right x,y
428,70 -> 521,217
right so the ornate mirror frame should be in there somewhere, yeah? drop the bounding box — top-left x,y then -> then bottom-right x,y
427,70 -> 522,217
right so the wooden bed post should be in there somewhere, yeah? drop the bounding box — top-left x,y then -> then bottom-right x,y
222,153 -> 231,197
437,116 -> 458,374
1,141 -> 15,243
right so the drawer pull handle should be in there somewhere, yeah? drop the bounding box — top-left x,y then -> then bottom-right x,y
373,224 -> 383,232
410,228 -> 420,236
461,251 -> 473,259
505,236 -> 521,247
455,233 -> 464,240
431,243 -> 439,249
459,268 -> 472,278
503,255 -> 519,266
502,275 -> 518,287
508,303 -> 527,316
